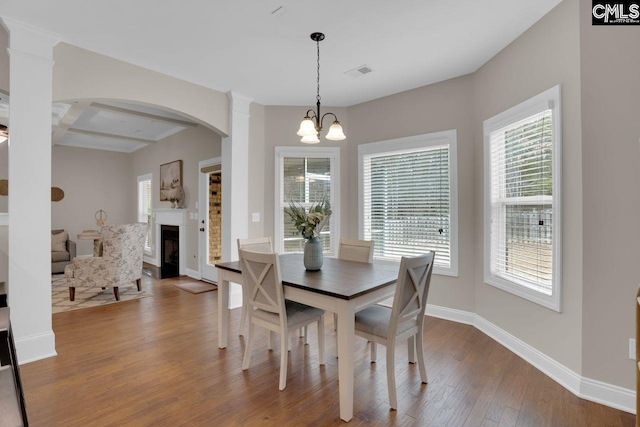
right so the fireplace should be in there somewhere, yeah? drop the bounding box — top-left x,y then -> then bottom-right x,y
161,225 -> 180,279
153,209 -> 187,277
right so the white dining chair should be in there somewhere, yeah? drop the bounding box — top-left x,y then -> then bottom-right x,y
237,237 -> 273,337
335,238 -> 374,330
354,252 -> 435,410
239,248 -> 325,390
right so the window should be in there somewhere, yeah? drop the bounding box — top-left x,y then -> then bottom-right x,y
358,130 -> 458,276
275,147 -> 340,256
483,85 -> 562,312
137,173 -> 152,254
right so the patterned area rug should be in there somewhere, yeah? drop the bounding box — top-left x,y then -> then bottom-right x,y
51,275 -> 153,314
174,281 -> 217,294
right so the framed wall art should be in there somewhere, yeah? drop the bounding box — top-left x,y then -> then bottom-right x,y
159,159 -> 183,201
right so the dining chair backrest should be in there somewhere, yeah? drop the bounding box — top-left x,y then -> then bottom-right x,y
237,237 -> 273,254
238,249 -> 284,317
388,252 -> 435,336
338,238 -> 374,263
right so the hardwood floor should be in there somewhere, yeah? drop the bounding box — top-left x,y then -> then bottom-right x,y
19,274 -> 635,426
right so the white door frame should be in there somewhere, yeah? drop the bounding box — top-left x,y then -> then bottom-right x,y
199,157 -> 221,283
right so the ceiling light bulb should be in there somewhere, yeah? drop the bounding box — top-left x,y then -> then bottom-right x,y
301,134 -> 320,144
297,118 -> 317,137
325,121 -> 346,141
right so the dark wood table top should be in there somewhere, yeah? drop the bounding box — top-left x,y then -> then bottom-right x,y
216,253 -> 399,300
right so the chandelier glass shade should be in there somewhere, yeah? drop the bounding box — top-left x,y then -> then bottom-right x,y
297,32 -> 346,144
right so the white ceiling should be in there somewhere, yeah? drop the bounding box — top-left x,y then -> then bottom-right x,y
0,0 -> 563,107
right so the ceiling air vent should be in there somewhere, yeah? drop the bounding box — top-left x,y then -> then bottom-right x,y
344,65 -> 373,79
271,6 -> 289,17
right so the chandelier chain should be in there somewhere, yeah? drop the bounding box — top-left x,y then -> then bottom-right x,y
316,39 -> 321,102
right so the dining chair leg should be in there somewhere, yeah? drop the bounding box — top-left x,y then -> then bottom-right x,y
318,316 -> 325,365
371,341 -> 377,363
279,332 -> 288,391
239,303 -> 247,337
267,330 -> 272,350
242,322 -> 255,370
386,342 -> 398,410
415,333 -> 428,384
408,336 -> 416,364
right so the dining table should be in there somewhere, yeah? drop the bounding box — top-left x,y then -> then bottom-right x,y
215,252 -> 399,422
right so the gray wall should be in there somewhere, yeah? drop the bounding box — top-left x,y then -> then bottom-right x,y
580,0 -> 640,388
131,124 -> 221,271
248,102 -> 266,238
52,146 -> 133,256
473,0 -> 583,374
346,75 -> 476,313
0,26 -> 7,94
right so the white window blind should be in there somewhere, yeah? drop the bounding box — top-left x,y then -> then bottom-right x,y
363,146 -> 450,267
358,130 -> 458,276
137,175 -> 152,252
282,157 -> 333,253
483,85 -> 561,311
489,111 -> 552,293
274,147 -> 340,256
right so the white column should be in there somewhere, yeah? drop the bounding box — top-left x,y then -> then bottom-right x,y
1,18 -> 60,363
221,91 -> 252,309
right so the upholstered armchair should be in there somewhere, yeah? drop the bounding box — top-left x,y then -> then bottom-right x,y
64,223 -> 147,301
52,229 -> 76,274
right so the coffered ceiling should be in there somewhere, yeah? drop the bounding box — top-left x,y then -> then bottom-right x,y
51,101 -> 197,153
0,96 -> 196,153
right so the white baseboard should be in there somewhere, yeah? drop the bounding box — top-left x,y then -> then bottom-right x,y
186,268 -> 201,280
426,303 -> 475,325
425,304 -> 636,414
472,313 -> 583,397
580,377 -> 636,414
16,330 -> 57,365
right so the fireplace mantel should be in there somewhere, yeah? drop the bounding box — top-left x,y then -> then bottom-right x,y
153,209 -> 187,275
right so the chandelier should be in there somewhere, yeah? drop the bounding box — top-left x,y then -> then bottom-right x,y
297,33 -> 346,144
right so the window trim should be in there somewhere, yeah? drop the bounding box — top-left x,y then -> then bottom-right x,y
137,173 -> 153,256
483,85 -> 562,312
358,130 -> 458,277
274,146 -> 340,256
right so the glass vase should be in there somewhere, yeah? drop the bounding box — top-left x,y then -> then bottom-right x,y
304,236 -> 323,271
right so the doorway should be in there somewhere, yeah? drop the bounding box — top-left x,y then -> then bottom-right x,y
199,158 -> 222,283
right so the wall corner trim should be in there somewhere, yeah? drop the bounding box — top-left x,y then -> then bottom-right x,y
186,268 -> 201,280
425,304 -> 636,414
